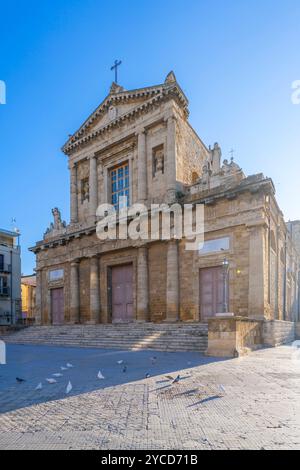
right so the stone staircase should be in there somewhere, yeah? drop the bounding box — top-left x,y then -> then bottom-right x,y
1,323 -> 208,353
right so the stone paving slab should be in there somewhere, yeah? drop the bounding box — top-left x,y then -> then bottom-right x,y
0,344 -> 300,449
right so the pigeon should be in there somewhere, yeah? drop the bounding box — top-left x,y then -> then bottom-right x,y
52,373 -> 63,377
122,366 -> 127,373
46,378 -> 57,384
97,370 -> 105,379
117,360 -> 124,365
35,382 -> 43,390
66,363 -> 74,368
16,377 -> 26,383
172,375 -> 180,384
66,381 -> 72,394
60,366 -> 68,371
219,384 -> 226,395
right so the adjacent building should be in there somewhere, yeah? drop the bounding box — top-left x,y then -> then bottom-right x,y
21,275 -> 36,324
30,72 -> 300,345
0,228 -> 21,325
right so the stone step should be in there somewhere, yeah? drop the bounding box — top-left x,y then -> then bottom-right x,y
1,323 -> 208,353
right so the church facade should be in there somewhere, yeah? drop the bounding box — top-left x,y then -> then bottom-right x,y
31,72 -> 300,336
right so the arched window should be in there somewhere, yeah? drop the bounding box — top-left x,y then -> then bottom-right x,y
192,171 -> 199,184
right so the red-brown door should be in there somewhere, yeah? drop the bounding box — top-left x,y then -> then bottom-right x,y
199,267 -> 226,321
51,288 -> 64,325
111,264 -> 133,323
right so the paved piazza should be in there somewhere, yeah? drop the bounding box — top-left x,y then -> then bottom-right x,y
0,343 -> 300,450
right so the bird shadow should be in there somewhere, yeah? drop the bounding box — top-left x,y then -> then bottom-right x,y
187,395 -> 222,407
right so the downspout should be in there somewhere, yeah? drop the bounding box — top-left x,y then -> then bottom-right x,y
283,233 -> 287,321
10,250 -> 13,325
268,206 -> 271,305
298,270 -> 300,322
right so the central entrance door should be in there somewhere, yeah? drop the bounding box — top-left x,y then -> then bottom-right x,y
111,264 -> 133,323
199,267 -> 226,321
51,288 -> 64,325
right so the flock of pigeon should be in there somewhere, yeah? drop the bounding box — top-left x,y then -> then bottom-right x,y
15,356 -> 162,395
15,355 -> 226,398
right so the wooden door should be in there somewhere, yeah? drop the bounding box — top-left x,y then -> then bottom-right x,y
199,267 -> 225,321
111,264 -> 133,323
51,288 -> 64,325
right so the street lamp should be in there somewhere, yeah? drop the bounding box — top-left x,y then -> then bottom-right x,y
222,258 -> 230,314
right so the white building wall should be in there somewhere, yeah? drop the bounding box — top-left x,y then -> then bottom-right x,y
0,231 -> 22,325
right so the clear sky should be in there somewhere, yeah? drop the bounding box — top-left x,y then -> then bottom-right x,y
1,0 -> 300,275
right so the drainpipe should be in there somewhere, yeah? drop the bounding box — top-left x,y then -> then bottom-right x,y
268,208 -> 271,306
298,270 -> 300,322
10,250 -> 13,325
283,233 -> 287,321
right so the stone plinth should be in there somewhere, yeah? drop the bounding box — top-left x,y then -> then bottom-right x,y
263,320 -> 295,346
206,315 -> 263,358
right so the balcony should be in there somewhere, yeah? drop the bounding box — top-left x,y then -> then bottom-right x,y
0,287 -> 10,297
0,263 -> 12,274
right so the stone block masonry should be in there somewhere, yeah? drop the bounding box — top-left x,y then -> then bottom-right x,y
263,320 -> 295,347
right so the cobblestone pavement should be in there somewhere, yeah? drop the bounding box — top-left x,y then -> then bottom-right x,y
0,343 -> 300,450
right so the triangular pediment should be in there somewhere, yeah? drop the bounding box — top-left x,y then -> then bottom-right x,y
85,91 -> 160,135
63,72 -> 189,154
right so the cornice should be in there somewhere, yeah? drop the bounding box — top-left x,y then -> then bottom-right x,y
62,82 -> 189,156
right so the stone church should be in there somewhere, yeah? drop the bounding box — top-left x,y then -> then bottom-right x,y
31,71 -> 300,354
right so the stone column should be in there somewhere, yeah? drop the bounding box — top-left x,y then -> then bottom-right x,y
70,260 -> 80,324
166,116 -> 177,203
35,269 -> 42,325
137,246 -> 149,321
70,162 -> 78,224
166,240 -> 179,322
89,155 -> 98,222
90,256 -> 100,324
248,223 -> 267,320
27,285 -> 32,317
137,129 -> 147,203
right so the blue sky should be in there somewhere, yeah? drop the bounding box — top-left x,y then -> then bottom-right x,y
1,0 -> 300,274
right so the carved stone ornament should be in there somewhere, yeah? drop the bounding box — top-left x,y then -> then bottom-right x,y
44,208 -> 67,238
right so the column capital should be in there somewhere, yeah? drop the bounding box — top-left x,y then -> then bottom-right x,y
68,160 -> 77,170
70,258 -> 80,267
164,114 -> 177,124
89,254 -> 100,262
87,153 -> 97,160
135,127 -> 147,137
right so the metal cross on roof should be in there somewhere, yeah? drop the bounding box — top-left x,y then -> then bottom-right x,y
229,148 -> 235,160
111,60 -> 122,84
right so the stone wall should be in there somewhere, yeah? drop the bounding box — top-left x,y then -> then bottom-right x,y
263,320 -> 295,346
206,316 -> 263,357
176,118 -> 208,185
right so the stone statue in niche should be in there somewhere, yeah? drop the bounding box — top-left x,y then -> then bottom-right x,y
81,178 -> 90,203
44,208 -> 66,238
153,147 -> 164,175
208,142 -> 222,174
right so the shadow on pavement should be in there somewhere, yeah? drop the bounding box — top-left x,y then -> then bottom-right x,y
0,343 -> 228,413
